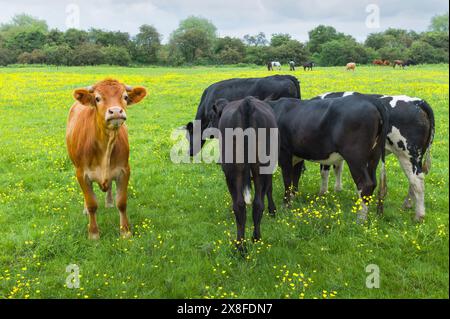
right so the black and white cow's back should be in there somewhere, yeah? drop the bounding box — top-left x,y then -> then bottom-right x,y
316,92 -> 434,221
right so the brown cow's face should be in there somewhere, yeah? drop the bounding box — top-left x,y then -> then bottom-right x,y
74,80 -> 147,130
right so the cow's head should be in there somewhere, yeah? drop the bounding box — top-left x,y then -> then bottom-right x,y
73,79 -> 147,130
208,98 -> 228,128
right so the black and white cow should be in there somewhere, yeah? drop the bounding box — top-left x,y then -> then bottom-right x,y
289,61 -> 296,71
313,92 -> 434,221
209,97 -> 278,252
268,61 -> 282,71
185,75 -> 300,156
267,94 -> 390,221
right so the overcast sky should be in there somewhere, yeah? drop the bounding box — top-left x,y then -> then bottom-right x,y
0,0 -> 448,42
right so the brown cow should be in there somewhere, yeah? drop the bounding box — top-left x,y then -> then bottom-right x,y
66,79 -> 147,239
346,62 -> 356,71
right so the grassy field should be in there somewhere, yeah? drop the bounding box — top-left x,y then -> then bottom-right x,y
0,64 -> 448,299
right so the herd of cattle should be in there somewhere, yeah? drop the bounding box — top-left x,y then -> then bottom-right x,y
66,74 -> 434,252
268,59 -> 417,72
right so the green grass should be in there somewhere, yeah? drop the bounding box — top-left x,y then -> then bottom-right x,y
0,64 -> 448,299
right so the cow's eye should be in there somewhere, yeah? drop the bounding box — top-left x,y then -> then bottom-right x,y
95,97 -> 101,103
124,95 -> 129,101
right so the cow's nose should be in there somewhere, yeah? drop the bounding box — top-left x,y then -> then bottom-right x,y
106,107 -> 126,119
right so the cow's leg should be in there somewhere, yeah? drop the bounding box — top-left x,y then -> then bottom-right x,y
266,177 -> 276,217
279,150 -> 293,203
251,171 -> 264,242
347,162 -> 376,222
76,170 -> 99,240
105,182 -> 114,208
225,171 -> 247,252
397,154 -> 425,221
319,165 -> 330,195
116,168 -> 131,238
377,162 -> 387,215
402,185 -> 414,209
292,161 -> 304,194
334,161 -> 344,192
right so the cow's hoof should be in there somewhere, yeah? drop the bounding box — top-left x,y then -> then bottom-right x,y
83,207 -> 89,215
252,236 -> 261,243
318,190 -> 327,196
88,232 -> 100,240
402,200 -> 413,210
269,211 -> 276,218
334,186 -> 343,192
414,215 -> 425,223
356,214 -> 368,224
105,201 -> 114,208
120,230 -> 132,239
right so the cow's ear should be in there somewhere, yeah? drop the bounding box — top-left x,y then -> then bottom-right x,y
213,99 -> 228,116
127,86 -> 147,105
73,89 -> 94,106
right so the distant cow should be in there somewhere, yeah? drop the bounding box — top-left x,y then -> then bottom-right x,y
392,60 -> 406,68
268,61 -> 281,71
289,61 -> 296,71
346,62 -> 356,71
185,75 -> 301,156
315,92 -> 434,221
66,79 -> 147,239
302,61 -> 314,71
373,59 -> 384,65
210,97 -> 278,252
267,94 -> 389,221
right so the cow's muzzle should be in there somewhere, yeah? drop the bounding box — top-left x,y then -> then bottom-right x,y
105,107 -> 127,128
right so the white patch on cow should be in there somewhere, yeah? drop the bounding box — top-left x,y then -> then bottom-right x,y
319,92 -> 332,99
292,155 -> 303,167
243,186 -> 252,205
319,167 -> 330,195
342,91 -> 355,97
381,95 -> 421,108
387,126 -> 408,154
311,152 -> 344,166
334,161 -> 344,191
397,153 -> 425,221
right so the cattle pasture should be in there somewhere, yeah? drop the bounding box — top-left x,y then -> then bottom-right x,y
0,65 -> 448,299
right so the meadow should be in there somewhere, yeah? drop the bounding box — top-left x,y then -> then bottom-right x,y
0,64 -> 448,299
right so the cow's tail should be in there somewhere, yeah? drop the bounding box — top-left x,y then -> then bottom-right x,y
370,96 -> 390,164
242,97 -> 255,205
369,96 -> 390,214
417,99 -> 435,174
286,75 -> 301,99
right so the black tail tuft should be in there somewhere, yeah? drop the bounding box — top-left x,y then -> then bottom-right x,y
417,99 -> 435,174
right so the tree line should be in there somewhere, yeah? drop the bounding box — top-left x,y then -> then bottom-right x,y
0,13 -> 448,67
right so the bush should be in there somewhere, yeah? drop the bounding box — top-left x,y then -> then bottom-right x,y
0,47 -> 16,65
70,43 -> 105,66
17,49 -> 46,64
43,44 -> 73,65
102,46 -> 132,66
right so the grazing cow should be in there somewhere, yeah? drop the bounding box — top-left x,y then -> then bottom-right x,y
302,61 -> 314,71
315,92 -> 434,221
383,60 -> 390,66
403,59 -> 417,67
66,79 -> 147,239
185,75 -> 301,156
392,60 -> 405,68
289,60 -> 296,71
268,61 -> 281,71
210,97 -> 278,252
267,94 -> 389,221
346,62 -> 356,71
373,59 -> 384,65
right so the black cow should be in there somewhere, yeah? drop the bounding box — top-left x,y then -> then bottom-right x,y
210,97 -> 278,252
403,59 -> 417,67
267,94 -> 390,221
185,75 -> 301,156
302,61 -> 314,71
315,92 -> 434,221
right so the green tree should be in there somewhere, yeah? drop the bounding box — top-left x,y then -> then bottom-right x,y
70,43 -> 105,66
319,39 -> 373,66
169,16 -> 217,63
429,12 -> 449,33
102,46 -> 132,66
214,36 -> 245,64
43,44 -> 73,65
63,29 -> 89,48
243,32 -> 268,46
307,25 -> 347,54
0,14 -> 48,34
270,33 -> 291,47
133,24 -> 161,64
